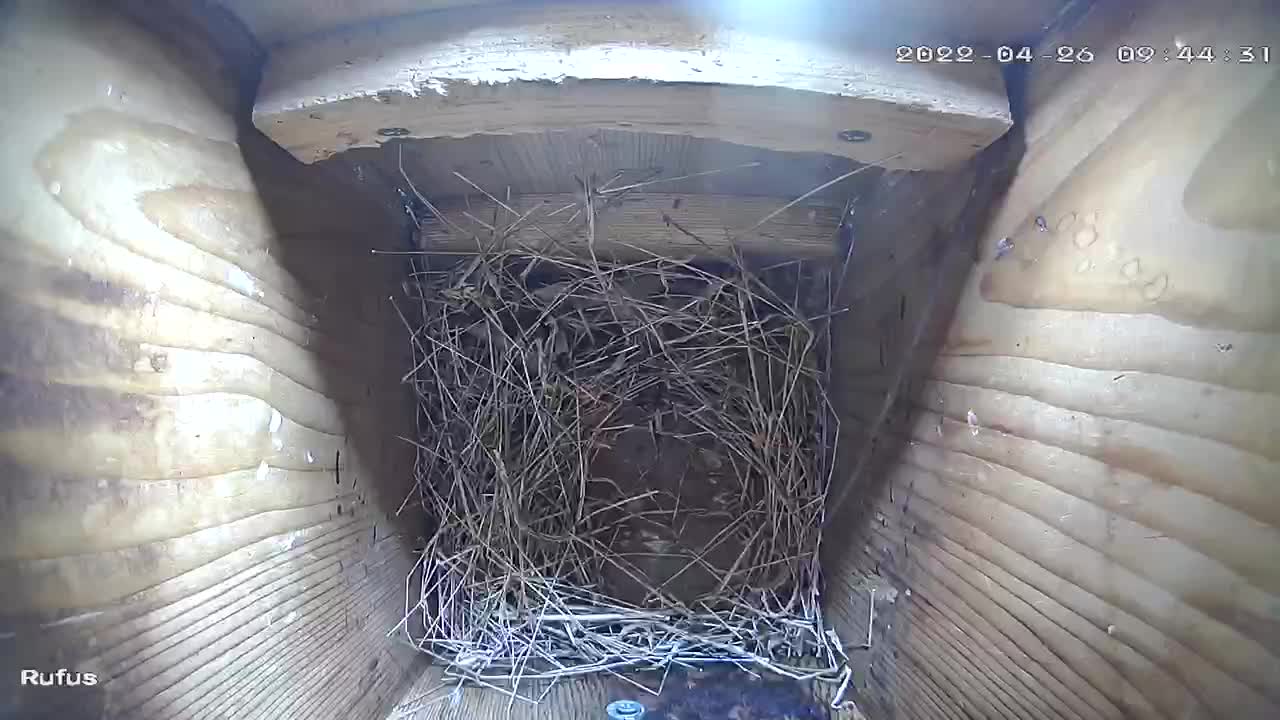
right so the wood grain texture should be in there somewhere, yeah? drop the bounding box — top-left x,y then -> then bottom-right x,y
811,122 -> 1020,719
217,0 -> 1065,50
4,0 -> 1278,719
384,663 -> 616,719
253,1 -> 1012,169
340,129 -> 891,206
417,192 -> 844,258
818,2 -> 1280,719
0,3 -> 421,719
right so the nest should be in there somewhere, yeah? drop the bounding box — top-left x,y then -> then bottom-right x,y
387,164 -> 859,707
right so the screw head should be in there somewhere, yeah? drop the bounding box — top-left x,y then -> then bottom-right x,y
607,699 -> 646,720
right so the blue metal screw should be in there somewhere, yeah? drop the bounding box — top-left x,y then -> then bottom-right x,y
606,699 -> 646,720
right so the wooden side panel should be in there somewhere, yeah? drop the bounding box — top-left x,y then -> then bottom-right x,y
817,126 -> 1022,720
0,3 -> 423,719
822,1 -> 1280,718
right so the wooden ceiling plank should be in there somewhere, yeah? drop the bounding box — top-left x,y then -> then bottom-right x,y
253,1 -> 1013,170
222,0 -> 1065,50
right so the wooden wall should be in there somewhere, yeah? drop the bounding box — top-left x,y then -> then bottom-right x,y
821,1 -> 1280,718
0,3 -> 424,718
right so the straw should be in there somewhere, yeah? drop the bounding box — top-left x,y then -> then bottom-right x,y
387,166 -> 853,702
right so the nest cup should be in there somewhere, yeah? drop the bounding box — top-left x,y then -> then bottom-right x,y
385,164 -> 857,707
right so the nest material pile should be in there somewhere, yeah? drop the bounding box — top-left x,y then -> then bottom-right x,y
388,186 -> 855,705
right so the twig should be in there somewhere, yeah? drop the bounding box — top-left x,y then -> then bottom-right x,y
597,162 -> 762,195
400,145 -> 472,239
736,154 -> 901,238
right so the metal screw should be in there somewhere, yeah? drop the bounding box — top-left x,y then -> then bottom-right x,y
607,699 -> 646,720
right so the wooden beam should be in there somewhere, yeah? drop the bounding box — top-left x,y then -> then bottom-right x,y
218,0 -> 494,46
253,1 -> 1013,169
334,130 -> 890,204
415,193 -> 843,258
221,0 -> 1066,49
